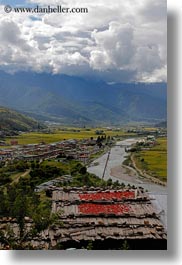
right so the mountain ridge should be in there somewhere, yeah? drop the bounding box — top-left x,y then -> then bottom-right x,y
0,71 -> 167,125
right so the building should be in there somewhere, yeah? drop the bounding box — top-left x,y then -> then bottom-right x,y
0,186 -> 167,249
39,187 -> 166,249
10,140 -> 18,145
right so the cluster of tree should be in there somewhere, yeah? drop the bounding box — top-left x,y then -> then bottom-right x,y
29,163 -> 66,188
29,160 -> 127,189
96,135 -> 106,144
0,173 -> 11,186
0,178 -> 54,249
29,161 -> 95,188
0,160 -> 29,175
13,161 -> 29,171
96,135 -> 113,148
0,160 -> 30,186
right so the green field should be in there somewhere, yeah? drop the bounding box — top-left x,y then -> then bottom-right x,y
5,128 -> 134,145
133,138 -> 167,182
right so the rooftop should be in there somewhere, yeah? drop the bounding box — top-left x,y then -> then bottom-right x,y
0,187 -> 167,249
42,187 -> 167,249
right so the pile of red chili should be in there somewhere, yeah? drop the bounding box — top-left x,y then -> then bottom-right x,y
79,191 -> 135,201
78,203 -> 130,215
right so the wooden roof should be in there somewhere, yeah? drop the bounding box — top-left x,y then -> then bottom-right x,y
44,187 -> 166,247
0,187 -> 167,249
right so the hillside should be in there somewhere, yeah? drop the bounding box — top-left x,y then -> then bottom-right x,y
155,120 -> 167,128
0,71 -> 167,125
0,106 -> 42,132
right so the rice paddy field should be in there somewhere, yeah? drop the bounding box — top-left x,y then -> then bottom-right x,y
5,128 -> 135,145
133,138 -> 167,182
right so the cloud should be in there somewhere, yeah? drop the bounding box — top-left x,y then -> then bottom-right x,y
0,19 -> 30,50
90,22 -> 135,71
139,0 -> 167,22
0,0 -> 167,82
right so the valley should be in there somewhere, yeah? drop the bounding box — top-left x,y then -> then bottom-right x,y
0,78 -> 167,250
0,128 -> 167,249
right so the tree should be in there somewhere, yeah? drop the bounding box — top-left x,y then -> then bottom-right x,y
79,166 -> 87,175
87,240 -> 93,250
113,180 -> 120,187
107,178 -> 112,186
0,189 -> 9,216
31,161 -> 35,170
121,240 -> 130,250
82,174 -> 90,186
12,193 -> 28,238
0,178 -> 54,249
107,135 -> 111,141
96,136 -> 101,144
0,174 -> 11,185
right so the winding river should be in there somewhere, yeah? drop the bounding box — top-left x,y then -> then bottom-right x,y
87,138 -> 167,229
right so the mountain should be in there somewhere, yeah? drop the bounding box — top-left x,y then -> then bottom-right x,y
0,106 -> 42,132
155,120 -> 167,128
0,71 -> 167,125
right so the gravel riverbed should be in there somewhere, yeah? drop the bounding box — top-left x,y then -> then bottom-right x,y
87,138 -> 167,229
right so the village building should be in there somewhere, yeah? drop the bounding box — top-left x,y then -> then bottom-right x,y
6,186 -> 165,250
10,140 -> 18,145
0,138 -> 101,163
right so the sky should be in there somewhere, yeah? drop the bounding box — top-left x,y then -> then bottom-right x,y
0,0 -> 167,83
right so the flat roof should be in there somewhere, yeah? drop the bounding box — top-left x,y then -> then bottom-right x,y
46,187 -> 167,246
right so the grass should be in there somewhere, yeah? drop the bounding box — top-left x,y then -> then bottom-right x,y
133,138 -> 167,181
5,128 -> 135,145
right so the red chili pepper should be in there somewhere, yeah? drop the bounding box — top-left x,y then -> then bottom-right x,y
79,191 -> 135,201
78,203 -> 130,215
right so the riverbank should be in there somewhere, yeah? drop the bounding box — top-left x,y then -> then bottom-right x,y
130,153 -> 167,186
87,138 -> 166,192
110,164 -> 143,184
87,138 -> 167,229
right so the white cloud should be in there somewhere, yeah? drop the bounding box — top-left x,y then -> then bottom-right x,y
90,22 -> 135,70
0,0 -> 167,82
139,65 -> 167,83
0,18 -> 31,50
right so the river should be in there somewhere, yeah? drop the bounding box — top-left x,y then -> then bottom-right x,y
87,138 -> 167,229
